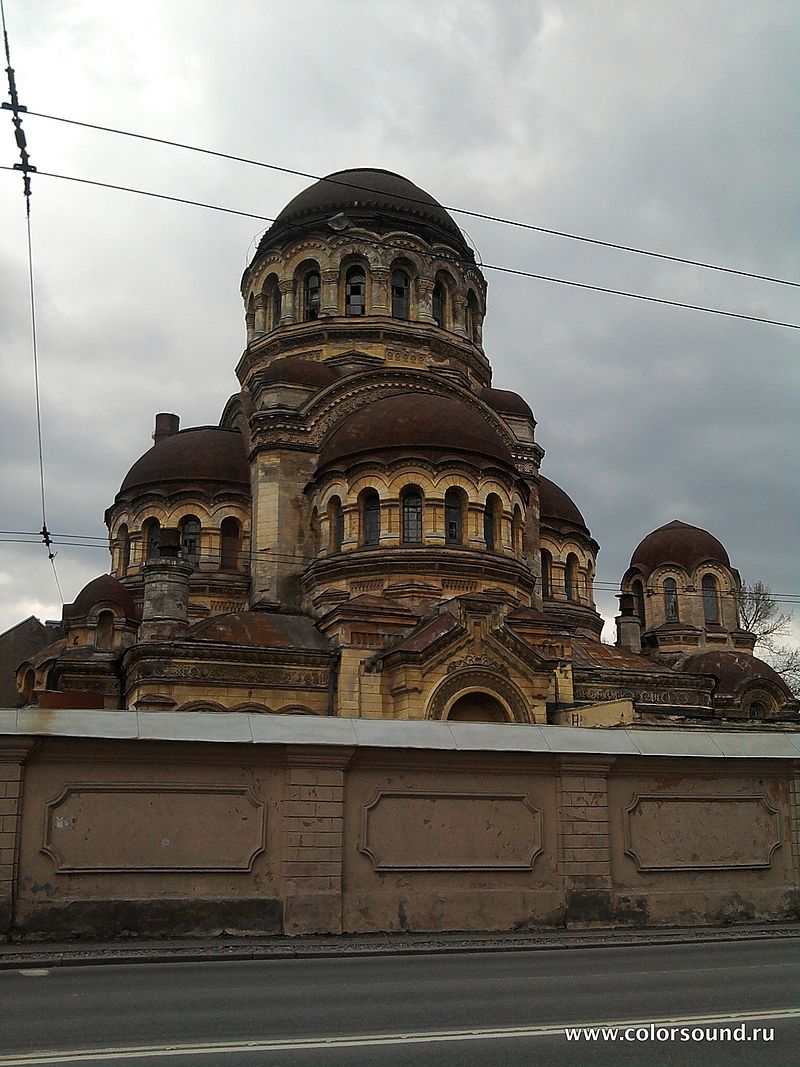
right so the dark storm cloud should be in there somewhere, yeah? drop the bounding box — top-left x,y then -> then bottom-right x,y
1,0 -> 797,640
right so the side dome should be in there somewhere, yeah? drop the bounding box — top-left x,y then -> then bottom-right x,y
480,387 -> 534,419
259,358 -> 341,389
117,427 -> 249,499
681,650 -> 795,704
631,520 -> 730,578
255,168 -> 470,258
187,612 -> 329,651
539,476 -> 589,532
318,393 -> 513,469
63,574 -> 140,622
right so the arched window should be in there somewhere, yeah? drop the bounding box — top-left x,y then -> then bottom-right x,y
180,516 -> 201,566
540,549 -> 552,598
447,692 -> 508,723
748,700 -> 766,720
466,290 -> 481,343
484,494 -> 502,551
20,667 -> 35,705
118,524 -> 130,574
702,574 -> 720,625
445,487 -> 464,544
512,506 -> 523,557
361,489 -> 380,546
220,518 -> 241,570
263,276 -> 281,330
632,579 -> 646,623
143,518 -> 160,560
304,271 -> 321,320
565,554 -> 579,601
391,269 -> 409,319
95,610 -> 114,651
432,280 -> 446,328
664,577 -> 679,621
345,265 -> 366,316
328,497 -> 344,551
401,486 -> 423,543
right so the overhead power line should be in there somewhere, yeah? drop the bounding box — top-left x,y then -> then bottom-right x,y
22,109 -> 800,289
1,0 -> 63,603
1,165 -> 798,331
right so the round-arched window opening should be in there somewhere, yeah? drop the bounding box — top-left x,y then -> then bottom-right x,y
565,553 -> 579,601
748,701 -> 766,720
664,577 -> 679,621
220,517 -> 241,571
702,574 -> 720,625
540,548 -> 552,598
391,269 -> 410,319
484,494 -> 502,551
345,266 -> 366,316
632,579 -> 646,623
432,280 -> 446,328
304,271 -> 321,320
445,487 -> 465,545
143,518 -> 160,561
447,692 -> 508,723
401,485 -> 423,544
95,610 -> 114,652
118,524 -> 130,574
180,516 -> 201,566
328,497 -> 344,552
360,489 -> 381,546
20,667 -> 35,705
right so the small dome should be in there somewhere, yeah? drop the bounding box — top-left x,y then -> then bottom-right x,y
631,520 -> 730,578
481,387 -> 533,419
681,650 -> 793,701
255,169 -> 469,258
63,575 -> 140,622
539,476 -> 589,531
259,358 -> 341,389
187,612 -> 329,651
318,392 -> 513,469
118,427 -> 249,499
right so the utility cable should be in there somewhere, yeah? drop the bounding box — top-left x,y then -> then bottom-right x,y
21,109 -> 800,289
1,165 -> 798,331
1,0 -> 62,601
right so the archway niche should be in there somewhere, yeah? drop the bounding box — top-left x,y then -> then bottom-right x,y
446,691 -> 509,723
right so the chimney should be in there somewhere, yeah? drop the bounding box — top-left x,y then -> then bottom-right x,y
138,528 -> 192,642
153,412 -> 180,445
615,592 -> 642,654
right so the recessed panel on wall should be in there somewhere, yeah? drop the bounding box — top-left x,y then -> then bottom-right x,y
360,789 -> 543,871
42,784 -> 266,873
624,793 -> 781,872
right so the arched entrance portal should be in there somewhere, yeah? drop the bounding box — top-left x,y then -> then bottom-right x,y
446,692 -> 509,723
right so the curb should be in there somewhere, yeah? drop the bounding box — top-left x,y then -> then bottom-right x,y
1,925 -> 798,970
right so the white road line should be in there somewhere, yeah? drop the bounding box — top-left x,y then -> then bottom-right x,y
1,1008 -> 799,1064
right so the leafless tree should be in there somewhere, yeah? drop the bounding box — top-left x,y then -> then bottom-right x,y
736,580 -> 800,694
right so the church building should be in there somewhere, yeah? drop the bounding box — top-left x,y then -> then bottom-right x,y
13,169 -> 798,727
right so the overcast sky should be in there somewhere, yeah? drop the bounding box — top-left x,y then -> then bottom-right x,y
1,0 -> 797,643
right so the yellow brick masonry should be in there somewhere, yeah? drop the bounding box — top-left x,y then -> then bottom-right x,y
282,746 -> 354,933
0,741 -> 34,933
558,759 -> 613,892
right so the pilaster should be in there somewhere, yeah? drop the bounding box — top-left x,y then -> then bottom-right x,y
282,746 -> 354,933
557,757 -> 614,925
0,740 -> 35,934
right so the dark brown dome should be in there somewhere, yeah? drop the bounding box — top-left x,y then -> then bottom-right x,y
539,476 -> 588,531
255,169 -> 470,258
318,393 -> 513,469
681,650 -> 793,700
259,358 -> 341,389
118,427 -> 249,498
481,387 -> 533,418
631,520 -> 730,578
64,574 -> 140,622
187,612 -> 329,651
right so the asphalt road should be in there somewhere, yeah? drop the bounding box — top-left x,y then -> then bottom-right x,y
0,938 -> 798,1066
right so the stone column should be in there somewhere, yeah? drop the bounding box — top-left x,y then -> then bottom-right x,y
558,757 -> 614,925
282,746 -> 353,933
253,292 -> 267,335
0,740 -> 34,934
371,268 -> 390,315
278,280 -> 295,325
320,269 -> 339,317
138,531 -> 193,642
417,278 -> 435,324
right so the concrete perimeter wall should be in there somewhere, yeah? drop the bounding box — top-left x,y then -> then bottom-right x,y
1,711 -> 799,938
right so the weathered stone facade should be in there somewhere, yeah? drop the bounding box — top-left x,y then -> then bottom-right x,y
9,168 -> 797,726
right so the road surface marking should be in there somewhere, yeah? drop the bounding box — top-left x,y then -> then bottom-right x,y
1,1008 -> 799,1063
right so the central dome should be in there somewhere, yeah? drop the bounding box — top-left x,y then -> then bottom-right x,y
318,392 -> 513,469
255,169 -> 470,258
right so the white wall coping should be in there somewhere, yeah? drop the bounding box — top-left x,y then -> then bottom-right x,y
1,709 -> 799,759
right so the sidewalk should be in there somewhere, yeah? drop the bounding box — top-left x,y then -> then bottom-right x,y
1,922 -> 798,970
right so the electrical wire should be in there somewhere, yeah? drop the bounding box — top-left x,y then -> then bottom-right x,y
1,165 -> 798,330
2,536 -> 799,604
22,108 -> 800,289
1,0 -> 63,602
